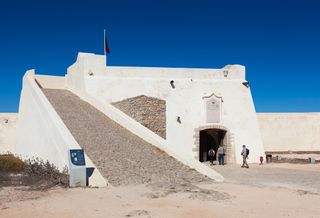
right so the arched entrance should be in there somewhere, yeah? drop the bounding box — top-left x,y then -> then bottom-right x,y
199,129 -> 226,162
194,125 -> 234,164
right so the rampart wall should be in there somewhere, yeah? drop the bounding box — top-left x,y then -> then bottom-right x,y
258,113 -> 320,152
0,113 -> 17,153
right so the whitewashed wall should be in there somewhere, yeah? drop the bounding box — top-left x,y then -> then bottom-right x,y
0,113 -> 17,154
35,75 -> 66,89
16,70 -> 106,187
67,52 -> 265,164
258,113 -> 320,151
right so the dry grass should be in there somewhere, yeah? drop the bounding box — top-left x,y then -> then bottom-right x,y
23,158 -> 69,189
0,154 -> 24,172
0,154 -> 69,190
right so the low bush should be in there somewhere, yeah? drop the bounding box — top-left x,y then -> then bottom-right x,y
24,158 -> 69,188
0,154 -> 25,172
0,154 -> 69,189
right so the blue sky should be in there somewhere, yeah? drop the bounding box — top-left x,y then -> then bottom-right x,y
0,0 -> 319,112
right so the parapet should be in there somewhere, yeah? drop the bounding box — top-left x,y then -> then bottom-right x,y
67,52 -> 246,80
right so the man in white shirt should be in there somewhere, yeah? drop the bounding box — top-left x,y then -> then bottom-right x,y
217,145 -> 225,165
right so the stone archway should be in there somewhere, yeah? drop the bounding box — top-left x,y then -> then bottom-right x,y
193,125 -> 235,164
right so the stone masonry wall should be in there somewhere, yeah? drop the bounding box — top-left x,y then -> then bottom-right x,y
112,95 -> 166,139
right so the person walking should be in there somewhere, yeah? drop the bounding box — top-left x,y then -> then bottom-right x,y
241,145 -> 249,168
217,145 -> 225,165
208,148 -> 215,165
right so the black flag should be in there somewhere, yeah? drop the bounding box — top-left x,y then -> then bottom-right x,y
104,29 -> 110,54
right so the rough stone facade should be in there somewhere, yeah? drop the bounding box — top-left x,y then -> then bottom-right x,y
112,95 -> 166,139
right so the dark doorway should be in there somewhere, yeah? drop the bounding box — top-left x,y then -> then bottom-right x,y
199,129 -> 226,162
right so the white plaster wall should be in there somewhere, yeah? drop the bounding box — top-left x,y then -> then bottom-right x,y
35,75 -> 66,89
16,70 -> 106,187
164,79 -> 265,164
258,113 -> 320,151
17,70 -> 75,169
67,53 -> 106,97
95,64 -> 245,79
0,113 -> 17,154
67,53 -> 265,164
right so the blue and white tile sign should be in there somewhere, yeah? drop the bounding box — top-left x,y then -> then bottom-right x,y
70,149 -> 86,166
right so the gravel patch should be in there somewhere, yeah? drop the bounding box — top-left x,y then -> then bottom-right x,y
43,89 -> 214,196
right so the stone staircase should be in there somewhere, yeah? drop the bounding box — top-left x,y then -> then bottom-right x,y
42,89 -> 211,188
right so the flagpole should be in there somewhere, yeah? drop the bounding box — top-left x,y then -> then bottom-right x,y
104,29 -> 106,56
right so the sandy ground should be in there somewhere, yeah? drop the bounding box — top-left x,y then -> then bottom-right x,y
1,163 -> 319,218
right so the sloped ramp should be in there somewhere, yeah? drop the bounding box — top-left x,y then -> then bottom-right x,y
42,89 -> 211,188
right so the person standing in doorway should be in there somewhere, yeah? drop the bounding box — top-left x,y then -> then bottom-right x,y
208,148 -> 215,165
217,145 -> 225,165
241,145 -> 249,168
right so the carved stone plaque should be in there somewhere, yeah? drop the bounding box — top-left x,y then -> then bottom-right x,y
206,98 -> 221,123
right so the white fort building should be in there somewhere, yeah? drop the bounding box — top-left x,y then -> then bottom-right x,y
1,52 -> 320,186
